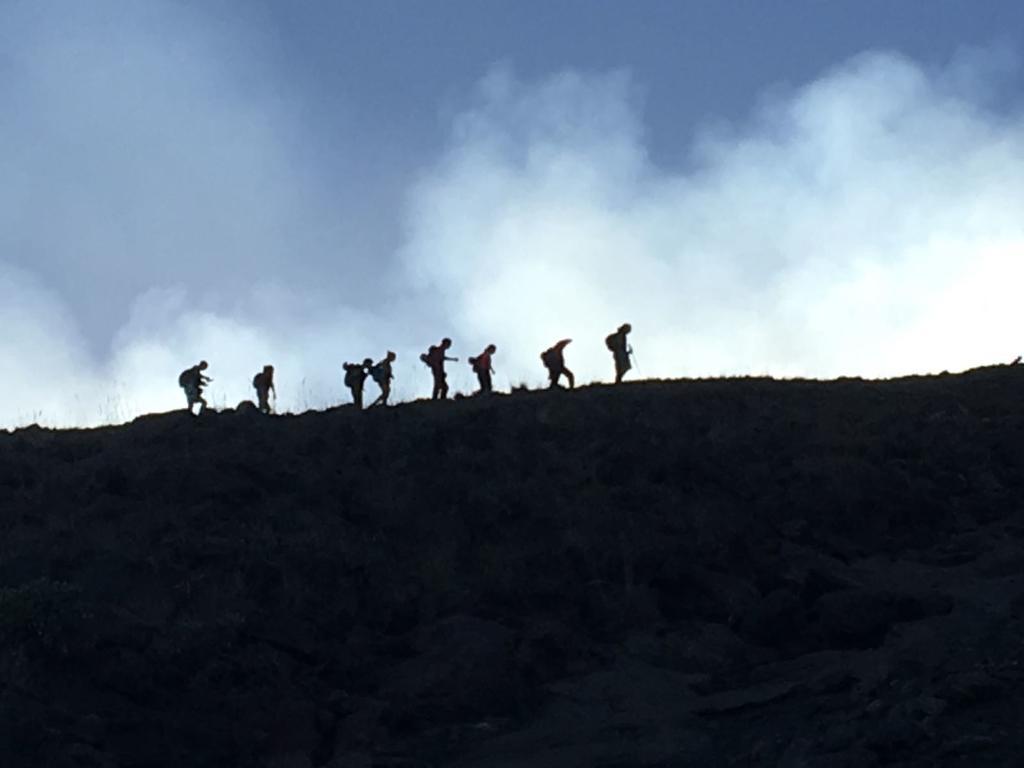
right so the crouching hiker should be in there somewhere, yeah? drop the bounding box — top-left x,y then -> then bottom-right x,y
343,359 -> 372,409
369,351 -> 397,407
179,360 -> 211,415
541,340 -> 574,389
468,344 -> 497,394
252,365 -> 276,414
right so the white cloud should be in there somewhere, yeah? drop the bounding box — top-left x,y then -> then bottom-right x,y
0,264 -> 97,424
403,53 -> 1024,384
4,36 -> 1024,427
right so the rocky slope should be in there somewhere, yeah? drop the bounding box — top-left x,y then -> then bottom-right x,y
1,367 -> 1023,767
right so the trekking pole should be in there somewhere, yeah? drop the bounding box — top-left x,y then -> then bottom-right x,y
629,345 -> 639,370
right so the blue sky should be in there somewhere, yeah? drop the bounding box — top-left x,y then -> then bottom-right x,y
248,1 -> 1024,152
2,1 -> 1024,425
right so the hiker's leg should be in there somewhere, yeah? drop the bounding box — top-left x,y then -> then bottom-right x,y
616,352 -> 631,383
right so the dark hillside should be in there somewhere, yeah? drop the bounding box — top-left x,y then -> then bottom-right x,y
2,368 -> 1024,767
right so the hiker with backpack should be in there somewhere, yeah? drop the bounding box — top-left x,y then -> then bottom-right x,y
606,323 -> 633,384
369,351 -> 397,407
179,360 -> 212,415
343,358 -> 372,409
540,339 -> 574,389
468,344 -> 497,395
420,337 -> 458,400
252,365 -> 276,414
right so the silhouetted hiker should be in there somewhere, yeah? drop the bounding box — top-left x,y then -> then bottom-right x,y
343,359 -> 372,409
420,337 -> 458,400
1012,355 -> 1022,365
252,365 -> 275,414
541,339 -> 574,389
606,323 -> 633,383
178,360 -> 211,415
369,351 -> 397,407
469,344 -> 497,394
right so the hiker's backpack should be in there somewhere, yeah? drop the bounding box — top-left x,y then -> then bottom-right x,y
343,365 -> 359,387
178,369 -> 191,388
370,363 -> 387,384
540,349 -> 555,368
605,334 -> 617,351
252,373 -> 261,389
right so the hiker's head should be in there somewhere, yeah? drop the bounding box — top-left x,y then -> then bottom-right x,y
619,323 -> 631,334
199,360 -> 209,370
386,350 -> 397,361
441,337 -> 452,349
362,358 -> 373,367
485,344 -> 497,354
263,365 -> 273,375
